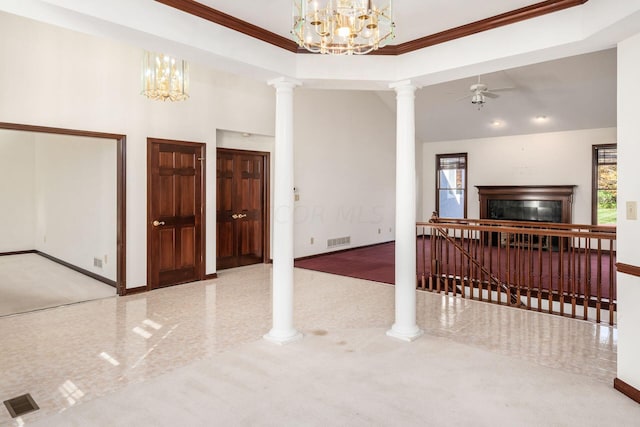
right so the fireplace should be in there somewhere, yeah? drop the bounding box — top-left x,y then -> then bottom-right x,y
476,185 -> 575,224
476,185 -> 576,249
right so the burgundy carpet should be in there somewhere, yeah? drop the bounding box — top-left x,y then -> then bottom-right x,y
294,240 -> 615,300
295,242 -> 396,284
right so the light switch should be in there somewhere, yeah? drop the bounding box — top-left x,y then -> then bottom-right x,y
627,201 -> 638,220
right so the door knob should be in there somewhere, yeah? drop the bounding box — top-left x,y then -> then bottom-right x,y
152,220 -> 165,226
232,214 -> 239,219
238,213 -> 247,219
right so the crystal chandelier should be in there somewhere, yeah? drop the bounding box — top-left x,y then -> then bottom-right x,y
292,0 -> 395,55
141,52 -> 189,101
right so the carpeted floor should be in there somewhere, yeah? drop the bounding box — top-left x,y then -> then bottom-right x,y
295,242 -> 396,284
0,253 -> 116,316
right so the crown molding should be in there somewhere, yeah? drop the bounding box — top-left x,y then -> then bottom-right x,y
390,0 -> 589,55
155,0 -> 300,52
155,0 -> 588,56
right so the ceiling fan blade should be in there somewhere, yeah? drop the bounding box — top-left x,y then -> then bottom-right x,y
488,86 -> 515,93
483,92 -> 499,99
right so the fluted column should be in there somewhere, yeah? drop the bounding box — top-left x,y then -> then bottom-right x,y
264,77 -> 303,345
387,80 -> 423,342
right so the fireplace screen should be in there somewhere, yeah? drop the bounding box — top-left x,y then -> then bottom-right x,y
487,200 -> 563,223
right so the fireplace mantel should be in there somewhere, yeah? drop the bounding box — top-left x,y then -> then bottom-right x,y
476,185 -> 576,224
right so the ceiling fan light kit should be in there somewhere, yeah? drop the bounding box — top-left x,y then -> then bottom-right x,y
461,76 -> 514,109
471,93 -> 486,106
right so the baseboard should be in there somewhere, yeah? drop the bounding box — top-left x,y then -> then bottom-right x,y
0,250 -> 37,256
203,273 -> 218,280
614,378 -> 640,404
294,241 -> 395,262
36,251 -> 116,288
123,285 -> 148,295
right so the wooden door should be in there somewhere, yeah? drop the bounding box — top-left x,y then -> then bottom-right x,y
217,149 -> 269,270
148,138 -> 205,289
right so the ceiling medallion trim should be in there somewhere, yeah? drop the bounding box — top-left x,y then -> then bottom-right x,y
155,0 -> 588,56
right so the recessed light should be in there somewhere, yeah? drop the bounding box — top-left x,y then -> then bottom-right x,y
491,120 -> 502,127
241,132 -> 251,137
534,115 -> 548,122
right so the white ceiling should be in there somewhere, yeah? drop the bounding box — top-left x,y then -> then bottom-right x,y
1,1 -> 623,142
196,1 -> 617,141
391,48 -> 617,142
197,0 -> 543,45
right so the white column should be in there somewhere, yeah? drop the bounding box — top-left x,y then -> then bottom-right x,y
264,77 -> 303,345
387,80 -> 423,342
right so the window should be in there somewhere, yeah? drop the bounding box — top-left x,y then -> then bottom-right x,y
436,153 -> 467,218
592,144 -> 617,225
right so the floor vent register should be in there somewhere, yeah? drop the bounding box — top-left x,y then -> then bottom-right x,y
3,393 -> 39,418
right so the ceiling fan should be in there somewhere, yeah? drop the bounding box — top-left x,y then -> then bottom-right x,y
459,76 -> 513,109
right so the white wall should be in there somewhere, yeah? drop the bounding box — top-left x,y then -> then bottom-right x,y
420,127 -> 617,223
34,134 -> 117,281
616,32 -> 640,391
0,130 -> 36,251
216,88 -> 398,261
0,12 -> 396,283
293,88 -> 396,258
0,11 -> 276,287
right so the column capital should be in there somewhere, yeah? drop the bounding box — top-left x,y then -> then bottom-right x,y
268,76 -> 302,90
389,80 -> 420,93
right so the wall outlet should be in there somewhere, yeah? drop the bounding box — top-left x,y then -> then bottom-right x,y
104,254 -> 108,264
627,201 -> 638,220
310,237 -> 314,244
378,228 -> 381,234
94,257 -> 103,268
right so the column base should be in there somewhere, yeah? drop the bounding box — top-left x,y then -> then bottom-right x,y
263,330 -> 303,345
386,326 -> 424,342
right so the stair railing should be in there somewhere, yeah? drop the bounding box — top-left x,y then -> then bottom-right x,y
418,213 -> 617,325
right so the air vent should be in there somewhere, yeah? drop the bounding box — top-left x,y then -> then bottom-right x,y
327,236 -> 350,248
3,393 -> 39,418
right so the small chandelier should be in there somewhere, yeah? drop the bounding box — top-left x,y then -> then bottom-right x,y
141,51 -> 189,101
292,0 -> 395,55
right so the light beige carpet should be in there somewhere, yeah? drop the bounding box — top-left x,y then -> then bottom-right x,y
30,327 -> 640,427
0,253 -> 115,316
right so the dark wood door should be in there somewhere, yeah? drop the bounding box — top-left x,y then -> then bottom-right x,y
217,149 -> 269,270
148,139 -> 205,289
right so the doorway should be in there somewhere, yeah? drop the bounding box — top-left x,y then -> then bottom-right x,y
216,148 -> 270,270
0,123 -> 126,313
147,138 -> 206,289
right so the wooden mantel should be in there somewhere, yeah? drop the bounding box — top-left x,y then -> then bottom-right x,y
476,185 -> 576,224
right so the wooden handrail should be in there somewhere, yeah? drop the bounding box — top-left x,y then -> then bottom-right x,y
617,263 -> 640,277
420,220 -> 616,240
424,212 -> 616,234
